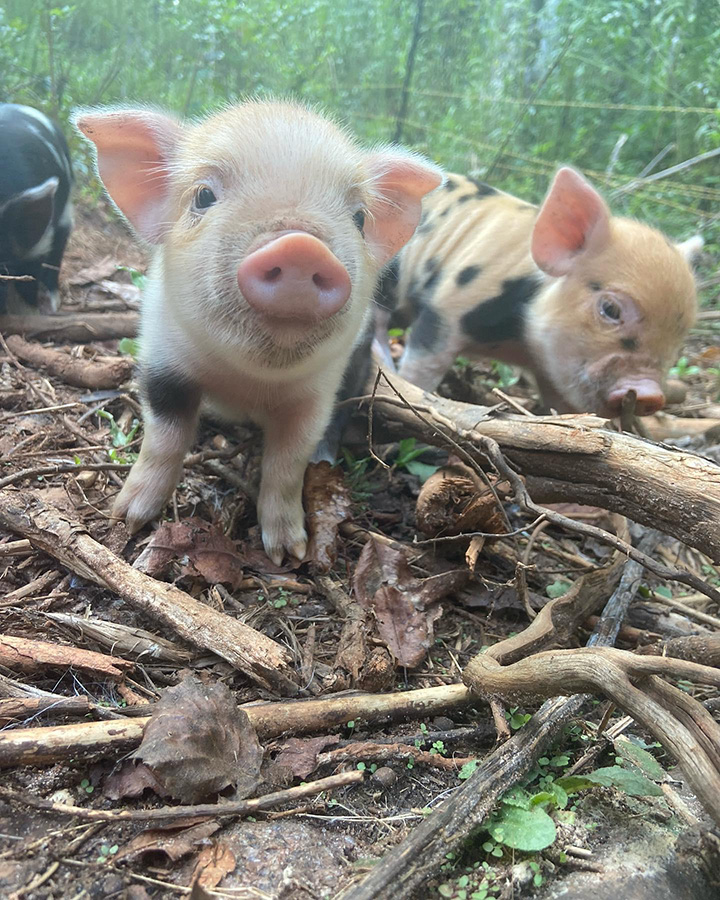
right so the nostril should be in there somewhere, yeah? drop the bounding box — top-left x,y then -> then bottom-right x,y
313,272 -> 332,290
264,266 -> 282,282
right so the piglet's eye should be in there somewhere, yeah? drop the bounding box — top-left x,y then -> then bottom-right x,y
352,209 -> 366,233
598,296 -> 622,322
195,186 -> 217,210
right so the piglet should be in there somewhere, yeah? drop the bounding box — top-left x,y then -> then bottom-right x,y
377,168 -> 702,417
76,101 -> 441,563
0,104 -> 74,313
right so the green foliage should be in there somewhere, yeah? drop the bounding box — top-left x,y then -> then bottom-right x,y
98,409 -> 139,463
546,578 -> 573,598
669,356 -> 701,379
118,337 -> 140,358
393,437 -> 438,482
341,448 -> 373,501
1,0 -> 716,261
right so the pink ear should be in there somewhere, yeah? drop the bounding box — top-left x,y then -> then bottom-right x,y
531,167 -> 611,276
74,108 -> 182,244
363,151 -> 443,265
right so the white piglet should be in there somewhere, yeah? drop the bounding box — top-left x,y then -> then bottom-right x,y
76,101 -> 441,563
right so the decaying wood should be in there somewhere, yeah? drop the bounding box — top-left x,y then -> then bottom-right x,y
0,770 -> 363,823
415,459 -> 509,538
0,539 -> 32,557
0,311 -> 138,343
44,613 -> 195,665
367,369 -> 720,563
0,683 -> 472,768
318,741 -> 475,772
0,492 -> 298,695
4,335 -> 133,390
0,635 -> 133,680
0,696 -> 92,725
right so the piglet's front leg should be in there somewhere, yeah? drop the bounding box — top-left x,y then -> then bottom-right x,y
258,397 -> 332,566
113,370 -> 200,533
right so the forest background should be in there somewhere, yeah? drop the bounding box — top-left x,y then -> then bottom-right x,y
1,0 -> 719,297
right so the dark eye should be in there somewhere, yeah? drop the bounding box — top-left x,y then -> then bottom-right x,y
195,186 -> 217,210
599,296 -> 622,322
352,209 -> 366,233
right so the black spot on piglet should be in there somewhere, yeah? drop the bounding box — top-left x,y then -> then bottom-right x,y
457,265 -> 482,287
461,275 -> 542,344
145,369 -> 201,420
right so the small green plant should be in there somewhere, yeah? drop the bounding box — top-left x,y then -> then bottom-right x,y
388,327 -> 405,338
458,760 -> 478,780
545,578 -> 572,599
79,778 -> 93,795
118,337 -> 140,358
507,707 -> 531,730
116,265 -> 147,290
668,356 -> 700,379
341,448 -> 374,501
393,437 -> 438,482
98,409 -> 140,463
97,843 -> 119,864
489,360 -> 520,389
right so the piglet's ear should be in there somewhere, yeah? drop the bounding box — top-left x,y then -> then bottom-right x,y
677,235 -> 704,264
531,167 -> 611,277
363,150 -> 443,266
1,177 -> 58,254
74,108 -> 182,244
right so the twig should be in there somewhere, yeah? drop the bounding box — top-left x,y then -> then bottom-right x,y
0,683 -> 473,768
0,771 -> 363,823
613,146 -> 720,197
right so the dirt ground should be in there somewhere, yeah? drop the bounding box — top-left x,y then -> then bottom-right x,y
0,202 -> 719,899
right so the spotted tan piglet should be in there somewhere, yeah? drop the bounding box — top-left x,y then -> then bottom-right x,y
76,101 -> 442,563
377,168 -> 702,417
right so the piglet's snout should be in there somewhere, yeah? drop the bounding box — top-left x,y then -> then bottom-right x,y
237,232 -> 351,320
606,379 -> 665,416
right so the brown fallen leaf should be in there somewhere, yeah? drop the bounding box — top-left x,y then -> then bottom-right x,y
190,842 -> 237,889
353,539 -> 468,667
114,819 -> 220,864
132,677 -> 263,803
68,256 -> 122,285
272,735 -> 340,779
104,761 -> 169,800
133,518 -> 247,590
304,462 -> 353,571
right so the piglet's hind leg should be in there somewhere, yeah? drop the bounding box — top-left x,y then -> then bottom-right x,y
113,371 -> 200,533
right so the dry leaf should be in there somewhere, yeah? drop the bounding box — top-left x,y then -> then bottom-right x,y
304,462 -> 353,571
272,735 -> 339,779
190,842 -> 237,889
134,518 -> 247,590
68,255 -> 121,285
132,677 -> 263,803
353,539 -> 468,667
104,761 -> 168,800
114,820 -> 220,864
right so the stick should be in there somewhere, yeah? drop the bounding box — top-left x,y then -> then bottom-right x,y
0,492 -> 298,695
4,335 -> 133,390
0,312 -> 138,343
0,771 -> 363,823
366,368 -> 720,567
0,684 -> 471,768
0,635 -> 133,679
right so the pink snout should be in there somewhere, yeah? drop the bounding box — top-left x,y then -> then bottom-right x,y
237,232 -> 351,320
606,379 -> 665,416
